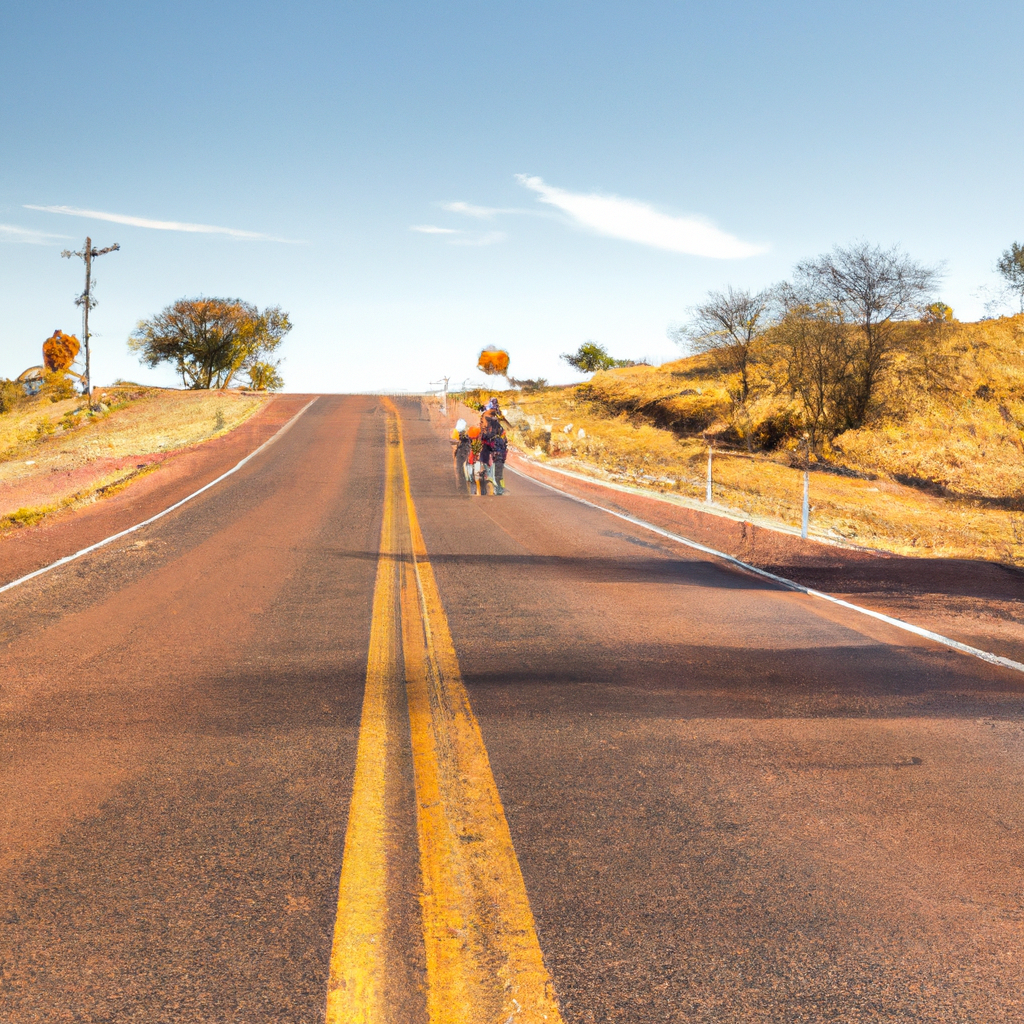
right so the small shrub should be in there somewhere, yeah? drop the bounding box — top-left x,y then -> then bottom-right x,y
247,360 -> 284,391
3,506 -> 53,529
751,409 -> 803,451
38,371 -> 78,403
0,378 -> 24,414
523,427 -> 551,452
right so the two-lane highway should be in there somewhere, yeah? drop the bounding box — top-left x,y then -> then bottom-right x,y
2,395 -> 1022,1022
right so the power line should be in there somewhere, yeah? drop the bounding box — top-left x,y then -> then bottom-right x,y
61,236 -> 120,408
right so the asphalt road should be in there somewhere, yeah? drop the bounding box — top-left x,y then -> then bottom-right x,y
2,395 -> 1022,1023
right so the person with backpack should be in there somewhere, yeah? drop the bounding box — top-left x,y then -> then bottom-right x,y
466,424 -> 492,495
482,410 -> 509,495
450,418 -> 471,493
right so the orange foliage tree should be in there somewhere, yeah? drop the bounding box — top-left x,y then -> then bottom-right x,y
42,330 -> 80,373
477,346 -> 510,377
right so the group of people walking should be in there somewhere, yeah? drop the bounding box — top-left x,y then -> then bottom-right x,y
451,397 -> 509,496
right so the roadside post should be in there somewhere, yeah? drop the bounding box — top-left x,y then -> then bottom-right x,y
430,376 -> 450,417
801,433 -> 810,540
705,436 -> 713,504
61,236 -> 120,410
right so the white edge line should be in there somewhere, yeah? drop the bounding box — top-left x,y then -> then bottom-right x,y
511,453 -> 879,553
509,463 -> 1024,677
0,397 -> 319,595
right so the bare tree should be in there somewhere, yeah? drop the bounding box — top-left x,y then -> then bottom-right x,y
792,242 -> 939,428
772,301 -> 856,451
996,242 -> 1024,313
675,286 -> 774,403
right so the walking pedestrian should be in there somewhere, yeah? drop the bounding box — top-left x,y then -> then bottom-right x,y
492,427 -> 508,495
482,410 -> 508,496
451,418 -> 470,494
466,425 -> 491,496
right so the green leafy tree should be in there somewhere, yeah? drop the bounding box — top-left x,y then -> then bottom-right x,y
247,360 -> 285,391
996,242 -> 1024,313
561,341 -> 635,373
922,301 -> 954,323
129,298 -> 290,389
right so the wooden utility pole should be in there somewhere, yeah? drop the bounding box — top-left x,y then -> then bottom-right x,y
61,236 -> 120,408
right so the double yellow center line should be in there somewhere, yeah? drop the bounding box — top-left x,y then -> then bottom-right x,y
327,399 -> 563,1024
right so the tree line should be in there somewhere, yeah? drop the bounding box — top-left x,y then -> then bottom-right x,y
670,240 -> 1024,452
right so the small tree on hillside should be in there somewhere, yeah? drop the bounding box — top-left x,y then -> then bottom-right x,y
247,360 -> 285,391
996,242 -> 1024,313
561,342 -> 635,373
129,298 -> 290,389
772,301 -> 856,451
0,379 -> 24,415
792,242 -> 938,428
676,286 -> 774,403
915,302 -> 957,388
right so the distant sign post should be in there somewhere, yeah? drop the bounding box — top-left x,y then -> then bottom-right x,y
61,236 -> 120,408
430,376 -> 450,416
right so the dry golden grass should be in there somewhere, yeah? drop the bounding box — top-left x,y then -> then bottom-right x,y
833,319 -> 1024,503
478,316 -> 1024,565
0,385 -> 268,528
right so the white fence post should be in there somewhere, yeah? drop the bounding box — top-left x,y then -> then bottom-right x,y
801,433 -> 810,539
801,470 -> 809,539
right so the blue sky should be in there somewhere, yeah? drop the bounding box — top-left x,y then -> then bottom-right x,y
2,1 -> 1022,392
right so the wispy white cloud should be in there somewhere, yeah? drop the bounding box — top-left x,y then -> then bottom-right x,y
24,204 -> 298,242
515,174 -> 765,259
411,224 -> 505,246
0,223 -> 71,244
439,201 -> 515,219
411,224 -> 462,235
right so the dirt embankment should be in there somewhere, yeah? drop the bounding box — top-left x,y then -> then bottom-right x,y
0,391 -> 312,586
0,387 -> 269,530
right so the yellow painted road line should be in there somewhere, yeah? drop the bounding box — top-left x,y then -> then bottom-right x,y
389,399 -> 564,1024
326,418 -> 404,1024
329,399 -> 563,1023
402,558 -> 482,1020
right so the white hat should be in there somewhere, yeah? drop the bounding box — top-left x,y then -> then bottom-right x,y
455,418 -> 467,431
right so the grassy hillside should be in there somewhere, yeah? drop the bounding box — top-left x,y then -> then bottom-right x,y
484,315 -> 1024,563
0,385 -> 267,530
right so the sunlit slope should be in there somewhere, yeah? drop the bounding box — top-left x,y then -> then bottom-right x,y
498,316 -> 1024,561
0,386 -> 267,529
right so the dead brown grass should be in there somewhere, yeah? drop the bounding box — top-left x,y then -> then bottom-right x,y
474,315 -> 1024,565
0,385 -> 267,529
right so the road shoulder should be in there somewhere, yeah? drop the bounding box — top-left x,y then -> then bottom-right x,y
0,394 -> 315,587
